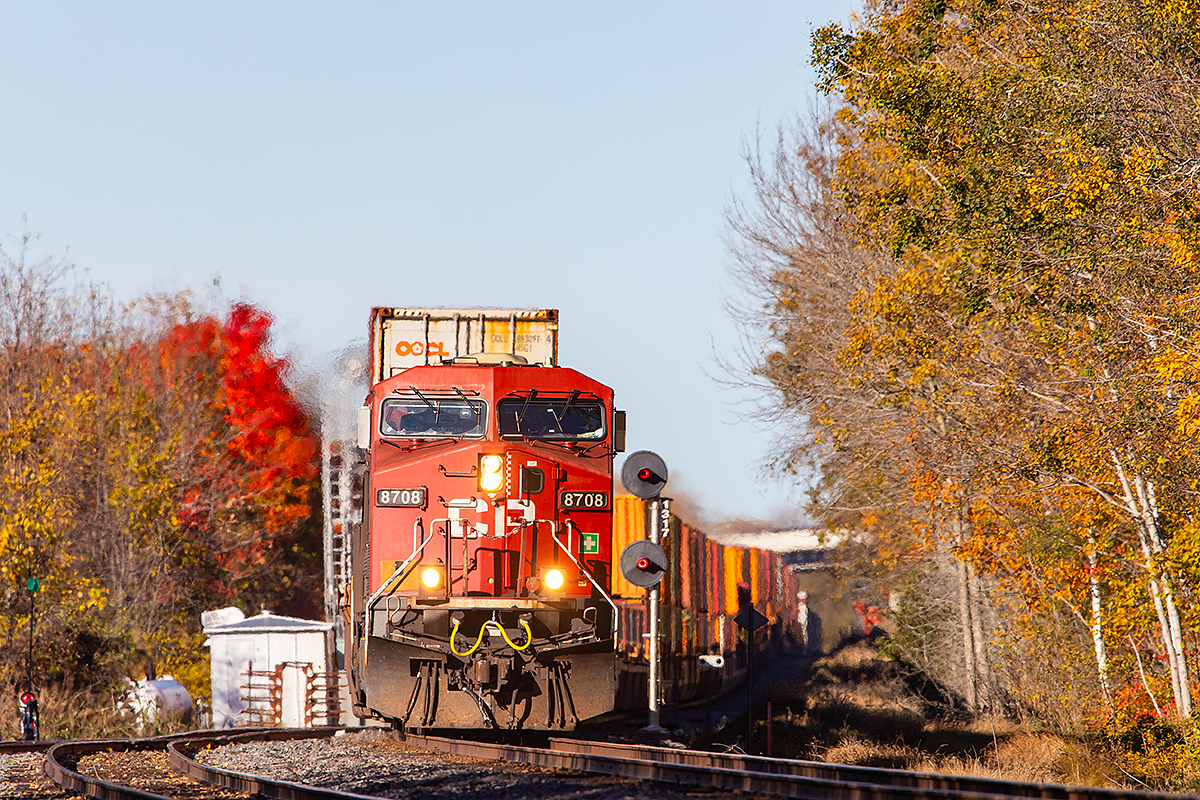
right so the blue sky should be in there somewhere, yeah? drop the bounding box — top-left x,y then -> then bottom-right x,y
0,2 -> 856,525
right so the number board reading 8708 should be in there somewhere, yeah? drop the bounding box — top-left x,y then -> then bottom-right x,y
559,491 -> 609,510
376,488 -> 427,507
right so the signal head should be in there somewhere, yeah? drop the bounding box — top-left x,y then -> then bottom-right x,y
619,540 -> 668,587
621,450 -> 668,499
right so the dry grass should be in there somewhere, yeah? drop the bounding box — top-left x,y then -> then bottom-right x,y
1,680 -> 195,741
704,639 -> 1130,787
819,725 -> 1119,785
783,642 -> 1124,787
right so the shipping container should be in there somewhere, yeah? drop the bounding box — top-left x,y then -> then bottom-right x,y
611,494 -> 646,600
368,307 -> 558,384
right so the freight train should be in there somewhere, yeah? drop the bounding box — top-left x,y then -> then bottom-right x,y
343,308 -> 805,731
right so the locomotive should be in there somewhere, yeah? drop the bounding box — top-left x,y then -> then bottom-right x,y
345,309 -> 625,730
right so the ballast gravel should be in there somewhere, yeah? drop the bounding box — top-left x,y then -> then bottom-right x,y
0,752 -> 75,800
200,730 -> 737,800
74,749 -> 248,799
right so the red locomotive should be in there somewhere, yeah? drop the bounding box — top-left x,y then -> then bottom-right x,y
345,308 -> 625,730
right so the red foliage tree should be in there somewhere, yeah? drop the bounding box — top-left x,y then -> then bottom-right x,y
116,301 -> 320,609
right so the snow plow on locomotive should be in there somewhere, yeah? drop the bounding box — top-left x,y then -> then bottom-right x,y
344,309 -> 626,730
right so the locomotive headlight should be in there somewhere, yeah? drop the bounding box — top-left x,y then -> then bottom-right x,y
421,567 -> 443,589
479,454 -> 504,492
418,562 -> 446,600
543,568 -> 566,592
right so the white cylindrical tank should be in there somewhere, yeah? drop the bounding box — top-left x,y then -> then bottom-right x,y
127,677 -> 194,726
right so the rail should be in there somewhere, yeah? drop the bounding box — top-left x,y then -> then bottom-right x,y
399,732 -> 1192,800
40,727 -> 342,800
29,725 -> 1199,800
167,728 -> 370,800
39,727 -> 273,800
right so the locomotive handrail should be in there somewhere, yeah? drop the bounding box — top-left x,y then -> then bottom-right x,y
439,496 -> 479,508
553,519 -> 620,640
368,517 -> 476,617
367,516 -> 618,644
365,517 -> 440,614
504,517 -> 619,640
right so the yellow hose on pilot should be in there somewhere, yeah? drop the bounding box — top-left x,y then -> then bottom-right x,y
449,619 -> 533,656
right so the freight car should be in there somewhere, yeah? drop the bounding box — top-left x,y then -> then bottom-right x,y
609,495 -> 807,712
343,307 -> 804,732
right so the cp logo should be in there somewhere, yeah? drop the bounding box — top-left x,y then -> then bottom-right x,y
395,341 -> 448,358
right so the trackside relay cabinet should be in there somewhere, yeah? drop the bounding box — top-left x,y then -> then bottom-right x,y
203,608 -> 336,728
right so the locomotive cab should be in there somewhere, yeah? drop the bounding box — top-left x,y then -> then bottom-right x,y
345,354 -> 623,730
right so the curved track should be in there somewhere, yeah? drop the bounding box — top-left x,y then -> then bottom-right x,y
9,727 -> 1195,800
35,728 -> 333,800
399,732 -> 1190,800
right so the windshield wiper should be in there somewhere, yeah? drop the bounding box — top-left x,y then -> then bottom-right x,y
512,389 -> 539,435
409,386 -> 441,425
517,389 -> 537,423
577,441 -> 613,458
452,386 -> 481,428
554,390 -> 580,425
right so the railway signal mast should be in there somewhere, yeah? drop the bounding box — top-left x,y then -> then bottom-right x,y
620,451 -> 669,732
23,570 -> 40,740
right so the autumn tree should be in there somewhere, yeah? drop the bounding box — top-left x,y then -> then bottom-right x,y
733,0 -> 1200,726
0,234 -> 109,700
728,112 -> 1009,712
813,0 -> 1200,718
68,298 -> 322,695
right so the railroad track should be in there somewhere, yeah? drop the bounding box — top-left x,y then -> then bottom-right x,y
4,727 -> 1193,800
399,732 -> 1191,800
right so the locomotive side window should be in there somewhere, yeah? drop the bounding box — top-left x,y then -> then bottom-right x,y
380,398 -> 486,438
497,399 -> 605,440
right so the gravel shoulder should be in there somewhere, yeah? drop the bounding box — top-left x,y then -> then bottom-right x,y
1,752 -> 75,800
201,730 -> 741,800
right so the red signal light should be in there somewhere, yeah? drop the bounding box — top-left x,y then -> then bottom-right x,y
637,557 -> 650,570
622,451 -> 667,499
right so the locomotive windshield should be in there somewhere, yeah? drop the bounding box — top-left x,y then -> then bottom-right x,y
498,398 -> 605,440
380,397 -> 486,438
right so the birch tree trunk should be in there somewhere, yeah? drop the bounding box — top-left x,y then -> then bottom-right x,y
957,557 -> 978,710
1112,451 -> 1191,717
968,564 -> 989,711
1085,530 -> 1111,703
1136,474 -> 1190,717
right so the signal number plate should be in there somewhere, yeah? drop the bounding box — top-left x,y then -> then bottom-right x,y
376,487 -> 426,508
560,491 -> 609,510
